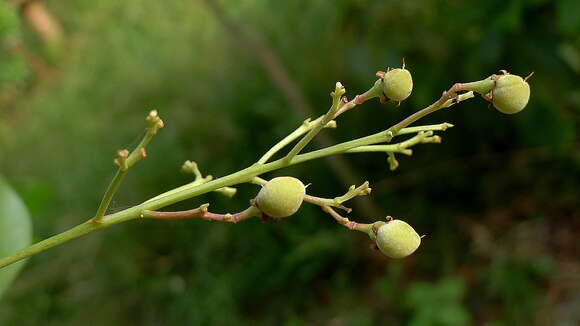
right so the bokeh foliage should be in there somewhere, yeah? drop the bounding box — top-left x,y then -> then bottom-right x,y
0,0 -> 579,325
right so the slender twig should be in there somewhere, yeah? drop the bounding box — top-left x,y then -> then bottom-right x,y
346,131 -> 441,155
304,195 -> 351,213
250,176 -> 268,185
388,87 -> 471,135
283,82 -> 346,162
396,123 -> 454,135
142,205 -> 261,223
304,182 -> 372,213
321,206 -> 371,233
181,160 -> 237,197
93,110 -> 163,221
258,116 -> 336,164
141,204 -> 209,219
283,81 -> 383,163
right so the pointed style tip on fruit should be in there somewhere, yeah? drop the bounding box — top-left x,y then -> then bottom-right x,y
373,219 -> 421,258
380,67 -> 413,102
491,74 -> 531,114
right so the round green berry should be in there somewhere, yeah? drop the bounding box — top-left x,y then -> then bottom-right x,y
492,74 -> 530,114
255,177 -> 305,218
382,68 -> 413,102
375,219 -> 421,259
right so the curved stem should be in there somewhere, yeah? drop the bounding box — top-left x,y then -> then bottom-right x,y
284,83 -> 345,162
93,110 -> 164,220
257,116 -> 336,164
346,131 -> 440,155
388,85 -> 468,134
321,206 -> 370,233
142,205 -> 261,223
93,169 -> 128,220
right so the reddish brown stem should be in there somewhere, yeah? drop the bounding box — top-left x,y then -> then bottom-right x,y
322,206 -> 369,232
141,205 -> 260,223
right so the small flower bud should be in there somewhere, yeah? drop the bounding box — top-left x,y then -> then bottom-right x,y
381,68 -> 413,102
492,74 -> 530,114
374,219 -> 421,258
255,177 -> 305,218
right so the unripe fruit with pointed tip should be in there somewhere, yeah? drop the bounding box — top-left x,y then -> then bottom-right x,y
256,177 -> 305,218
375,219 -> 420,258
492,74 -> 530,114
382,68 -> 413,101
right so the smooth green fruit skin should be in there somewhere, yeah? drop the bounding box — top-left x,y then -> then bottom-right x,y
492,75 -> 530,114
375,220 -> 421,259
382,68 -> 413,101
256,177 -> 305,218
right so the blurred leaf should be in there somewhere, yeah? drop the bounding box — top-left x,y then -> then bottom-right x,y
0,176 -> 32,299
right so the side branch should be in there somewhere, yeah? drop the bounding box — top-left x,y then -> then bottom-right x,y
321,206 -> 371,233
284,82 -> 346,162
304,182 -> 372,213
257,116 -> 336,164
141,204 -> 261,223
388,88 -> 472,135
93,110 -> 164,221
346,130 -> 442,156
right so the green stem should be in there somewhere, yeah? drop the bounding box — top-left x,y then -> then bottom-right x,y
346,131 -> 438,155
93,169 -> 128,220
0,208 -> 139,269
396,123 -> 454,135
257,115 -> 335,164
388,84 -> 465,134
284,88 -> 343,162
93,110 -> 163,220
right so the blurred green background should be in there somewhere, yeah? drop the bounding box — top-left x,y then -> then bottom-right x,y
1,0 -> 579,325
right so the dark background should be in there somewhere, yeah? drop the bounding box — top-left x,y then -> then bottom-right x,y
0,0 -> 579,325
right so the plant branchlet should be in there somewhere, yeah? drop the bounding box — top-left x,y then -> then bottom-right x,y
0,65 -> 533,269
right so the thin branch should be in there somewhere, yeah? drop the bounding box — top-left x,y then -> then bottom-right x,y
396,122 -> 454,135
304,182 -> 372,213
181,160 -> 237,197
321,206 -> 371,233
346,131 -> 441,155
284,82 -> 346,162
92,110 -> 164,221
250,176 -> 268,185
257,116 -> 336,164
283,79 -> 386,163
141,204 -> 261,223
388,88 -> 472,135
141,204 -> 209,220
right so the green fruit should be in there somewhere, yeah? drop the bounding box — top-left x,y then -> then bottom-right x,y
492,74 -> 530,114
375,219 -> 420,258
381,68 -> 413,101
256,177 -> 305,218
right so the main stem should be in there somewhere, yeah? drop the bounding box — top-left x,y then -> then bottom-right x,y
0,83 -> 464,270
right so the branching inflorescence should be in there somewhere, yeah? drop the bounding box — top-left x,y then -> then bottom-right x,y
0,66 -> 532,269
